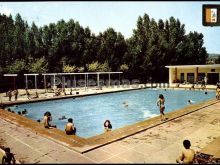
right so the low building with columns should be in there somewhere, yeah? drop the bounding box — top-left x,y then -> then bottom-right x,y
165,64 -> 220,85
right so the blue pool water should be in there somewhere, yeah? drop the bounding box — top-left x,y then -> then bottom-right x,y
8,89 -> 215,138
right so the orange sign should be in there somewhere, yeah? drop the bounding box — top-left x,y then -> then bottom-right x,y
203,5 -> 220,26
206,8 -> 217,23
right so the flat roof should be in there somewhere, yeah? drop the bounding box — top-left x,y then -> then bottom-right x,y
57,72 -> 123,75
3,74 -> 18,76
42,73 -> 58,76
165,64 -> 220,69
24,74 -> 39,76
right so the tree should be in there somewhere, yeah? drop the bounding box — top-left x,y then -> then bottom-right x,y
77,66 -> 85,73
0,12 -> 209,84
120,64 -> 129,73
13,14 -> 28,60
0,14 -> 15,67
29,57 -> 48,73
87,61 -> 100,72
63,65 -> 77,73
87,61 -> 111,72
5,59 -> 26,74
96,28 -> 127,71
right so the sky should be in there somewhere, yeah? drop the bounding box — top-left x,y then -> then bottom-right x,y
0,1 -> 220,54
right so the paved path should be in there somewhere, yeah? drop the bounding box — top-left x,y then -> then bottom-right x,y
1,102 -> 220,163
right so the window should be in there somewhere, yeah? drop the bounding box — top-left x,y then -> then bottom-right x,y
187,73 -> 195,83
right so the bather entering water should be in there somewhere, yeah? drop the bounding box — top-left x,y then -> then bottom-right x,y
43,111 -> 57,129
65,118 -> 76,135
104,120 -> 112,132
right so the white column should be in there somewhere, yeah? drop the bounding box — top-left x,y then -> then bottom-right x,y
35,75 -> 37,90
87,74 -> 89,87
74,75 -> 76,90
84,74 -> 86,90
97,73 -> 100,88
54,75 -> 56,89
25,75 -> 28,89
62,76 -> 65,91
169,68 -> 172,85
44,75 -> 46,92
108,73 -> 110,87
119,73 -> 120,86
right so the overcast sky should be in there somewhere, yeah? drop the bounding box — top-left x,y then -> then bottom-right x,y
0,1 -> 220,54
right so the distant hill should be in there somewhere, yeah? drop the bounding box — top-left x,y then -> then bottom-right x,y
208,53 -> 220,58
206,53 -> 220,64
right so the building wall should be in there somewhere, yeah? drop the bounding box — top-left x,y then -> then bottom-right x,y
169,67 -> 220,84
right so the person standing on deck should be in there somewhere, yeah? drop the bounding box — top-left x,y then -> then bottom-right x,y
156,94 -> 166,121
25,88 -> 31,99
13,89 -> 18,101
8,89 -> 12,101
204,76 -> 207,86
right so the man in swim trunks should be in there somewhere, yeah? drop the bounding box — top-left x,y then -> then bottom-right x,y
65,118 -> 76,135
2,147 -> 16,164
13,89 -> 18,101
8,89 -> 12,101
176,140 -> 196,164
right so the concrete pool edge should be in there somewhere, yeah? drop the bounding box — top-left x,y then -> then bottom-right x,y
0,98 -> 219,154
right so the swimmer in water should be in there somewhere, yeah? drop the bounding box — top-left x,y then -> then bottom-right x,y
59,115 -> 67,120
122,101 -> 128,107
188,100 -> 194,104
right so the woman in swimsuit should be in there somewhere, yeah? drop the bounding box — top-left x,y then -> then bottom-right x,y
157,94 -> 166,121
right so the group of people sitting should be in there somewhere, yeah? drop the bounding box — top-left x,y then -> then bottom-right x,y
41,111 -> 76,135
54,88 -> 73,97
41,111 -> 112,135
7,88 -> 40,102
25,88 -> 39,100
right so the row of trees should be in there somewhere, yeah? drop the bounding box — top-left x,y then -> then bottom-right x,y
0,13 -> 208,82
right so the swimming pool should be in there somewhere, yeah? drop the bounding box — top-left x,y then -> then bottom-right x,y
8,88 -> 215,138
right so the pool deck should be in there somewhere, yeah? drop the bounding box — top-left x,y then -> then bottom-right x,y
1,96 -> 220,163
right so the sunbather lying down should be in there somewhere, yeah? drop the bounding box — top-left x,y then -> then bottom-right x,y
54,88 -> 62,96
195,152 -> 220,164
